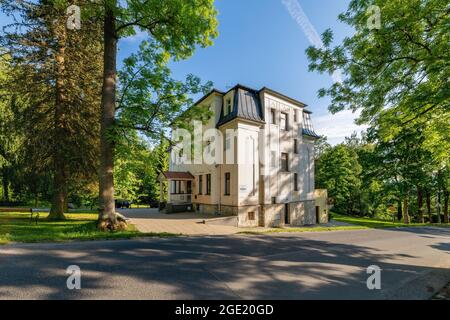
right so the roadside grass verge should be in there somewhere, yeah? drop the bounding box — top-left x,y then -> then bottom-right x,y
333,214 -> 450,229
240,225 -> 367,235
239,213 -> 449,235
0,212 -> 177,245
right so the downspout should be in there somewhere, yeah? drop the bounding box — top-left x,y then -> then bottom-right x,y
217,164 -> 221,215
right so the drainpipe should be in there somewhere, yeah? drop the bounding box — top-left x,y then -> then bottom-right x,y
217,164 -> 221,215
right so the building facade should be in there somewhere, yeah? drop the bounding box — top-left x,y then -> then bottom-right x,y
159,84 -> 328,227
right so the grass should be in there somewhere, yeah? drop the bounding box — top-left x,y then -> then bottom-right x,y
332,213 -> 450,229
239,213 -> 449,235
0,212 -> 177,245
240,225 -> 367,235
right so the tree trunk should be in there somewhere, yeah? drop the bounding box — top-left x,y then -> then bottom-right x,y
417,186 -> 424,223
403,196 -> 410,224
49,165 -> 67,219
436,190 -> 441,223
397,199 -> 402,221
97,3 -> 126,231
48,19 -> 67,220
444,189 -> 449,224
1,166 -> 9,202
426,190 -> 432,223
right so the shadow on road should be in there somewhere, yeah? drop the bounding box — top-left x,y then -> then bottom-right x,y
0,227 -> 449,299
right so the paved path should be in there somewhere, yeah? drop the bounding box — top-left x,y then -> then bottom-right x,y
119,208 -> 354,235
119,208 -> 240,235
1,226 -> 449,299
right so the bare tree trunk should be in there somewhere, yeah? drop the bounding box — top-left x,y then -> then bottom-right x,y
397,199 -> 402,221
1,166 -> 9,202
436,190 -> 441,223
426,190 -> 432,223
48,20 -> 67,220
444,189 -> 449,224
97,3 -> 126,231
417,186 -> 424,223
403,196 -> 410,224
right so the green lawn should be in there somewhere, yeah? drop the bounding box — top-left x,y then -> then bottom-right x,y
332,213 -> 450,229
240,225 -> 367,235
240,213 -> 449,235
0,212 -> 177,245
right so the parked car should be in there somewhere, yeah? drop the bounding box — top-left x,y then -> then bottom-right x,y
149,199 -> 159,208
115,199 -> 131,209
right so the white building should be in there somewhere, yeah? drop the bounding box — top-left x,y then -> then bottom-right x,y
159,84 -> 328,227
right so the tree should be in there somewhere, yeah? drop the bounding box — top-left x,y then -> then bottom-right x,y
315,144 -> 362,214
306,0 -> 449,128
96,0 -> 218,230
0,1 -> 103,218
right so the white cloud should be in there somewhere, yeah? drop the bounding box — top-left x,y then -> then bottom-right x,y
313,109 -> 368,145
282,0 -> 343,83
120,30 -> 148,44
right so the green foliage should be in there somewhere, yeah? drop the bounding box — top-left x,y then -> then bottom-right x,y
115,0 -> 218,60
307,0 -> 449,126
316,143 -> 362,214
309,0 -> 449,222
117,41 -> 213,141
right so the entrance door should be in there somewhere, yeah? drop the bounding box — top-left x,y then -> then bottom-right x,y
284,204 -> 290,225
316,206 -> 320,224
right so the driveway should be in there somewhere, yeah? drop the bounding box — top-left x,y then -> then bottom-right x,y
118,208 -> 240,235
0,226 -> 449,299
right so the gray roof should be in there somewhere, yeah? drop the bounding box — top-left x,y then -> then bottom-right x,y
216,85 -> 264,127
203,84 -> 318,138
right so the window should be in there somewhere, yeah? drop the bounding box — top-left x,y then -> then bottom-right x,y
271,197 -> 277,204
248,212 -> 255,221
281,153 -> 289,171
206,174 -> 211,195
225,134 -> 231,150
224,172 -> 231,196
294,173 -> 298,191
172,180 -> 182,194
270,109 -> 276,124
224,98 -> 232,116
294,139 -> 298,154
198,175 -> 203,194
294,110 -> 298,122
280,112 -> 288,130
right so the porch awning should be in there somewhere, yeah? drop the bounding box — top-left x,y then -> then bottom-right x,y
160,171 -> 195,180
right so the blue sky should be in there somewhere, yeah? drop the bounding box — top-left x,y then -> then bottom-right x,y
121,0 -> 364,145
1,0 -> 365,145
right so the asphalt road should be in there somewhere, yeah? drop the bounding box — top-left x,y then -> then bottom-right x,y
1,227 -> 449,299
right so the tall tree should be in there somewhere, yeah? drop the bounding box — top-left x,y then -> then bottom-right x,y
306,0 -> 449,127
315,144 -> 362,214
0,0 -> 103,218
97,0 -> 217,230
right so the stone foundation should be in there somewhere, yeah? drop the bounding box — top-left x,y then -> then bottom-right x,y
261,200 -> 316,227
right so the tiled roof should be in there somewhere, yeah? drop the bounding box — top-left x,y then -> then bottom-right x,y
162,171 -> 195,180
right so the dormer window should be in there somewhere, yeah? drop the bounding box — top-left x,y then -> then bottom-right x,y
224,98 -> 232,116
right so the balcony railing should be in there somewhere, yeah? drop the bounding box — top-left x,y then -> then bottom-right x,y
169,194 -> 192,203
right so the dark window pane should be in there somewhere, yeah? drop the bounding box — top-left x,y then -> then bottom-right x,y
281,153 -> 289,171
